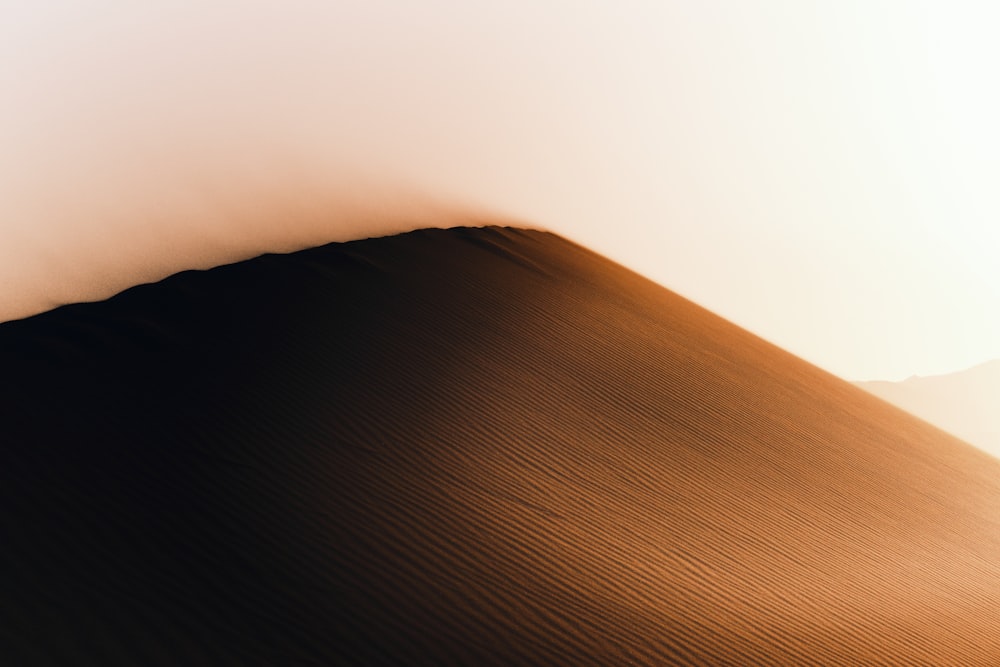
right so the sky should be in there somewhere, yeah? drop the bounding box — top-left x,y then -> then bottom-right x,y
3,0 -> 999,381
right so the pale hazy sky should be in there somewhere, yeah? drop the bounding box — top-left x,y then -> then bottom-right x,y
3,1 -> 999,381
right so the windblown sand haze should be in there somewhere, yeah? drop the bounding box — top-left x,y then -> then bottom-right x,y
4,225 -> 1000,664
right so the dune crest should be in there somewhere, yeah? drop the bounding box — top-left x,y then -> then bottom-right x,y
4,226 -> 1000,665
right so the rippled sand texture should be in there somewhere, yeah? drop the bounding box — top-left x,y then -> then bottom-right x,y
4,226 -> 1000,665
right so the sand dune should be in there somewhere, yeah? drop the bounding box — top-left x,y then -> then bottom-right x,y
858,360 -> 1000,459
5,226 -> 1000,665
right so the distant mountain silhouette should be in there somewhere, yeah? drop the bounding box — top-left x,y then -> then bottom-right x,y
857,360 -> 1000,459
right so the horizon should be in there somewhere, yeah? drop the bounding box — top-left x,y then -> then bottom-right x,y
4,1 -> 1000,381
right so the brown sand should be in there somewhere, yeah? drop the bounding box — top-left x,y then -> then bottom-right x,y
4,226 -> 1000,665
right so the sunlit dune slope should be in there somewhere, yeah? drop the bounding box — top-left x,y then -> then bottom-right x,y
4,226 -> 1000,665
857,360 -> 1000,460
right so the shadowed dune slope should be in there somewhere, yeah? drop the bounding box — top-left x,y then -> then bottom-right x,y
5,226 -> 1000,665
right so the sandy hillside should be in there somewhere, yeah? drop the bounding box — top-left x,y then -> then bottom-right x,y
4,226 -> 1000,665
858,361 -> 1000,460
